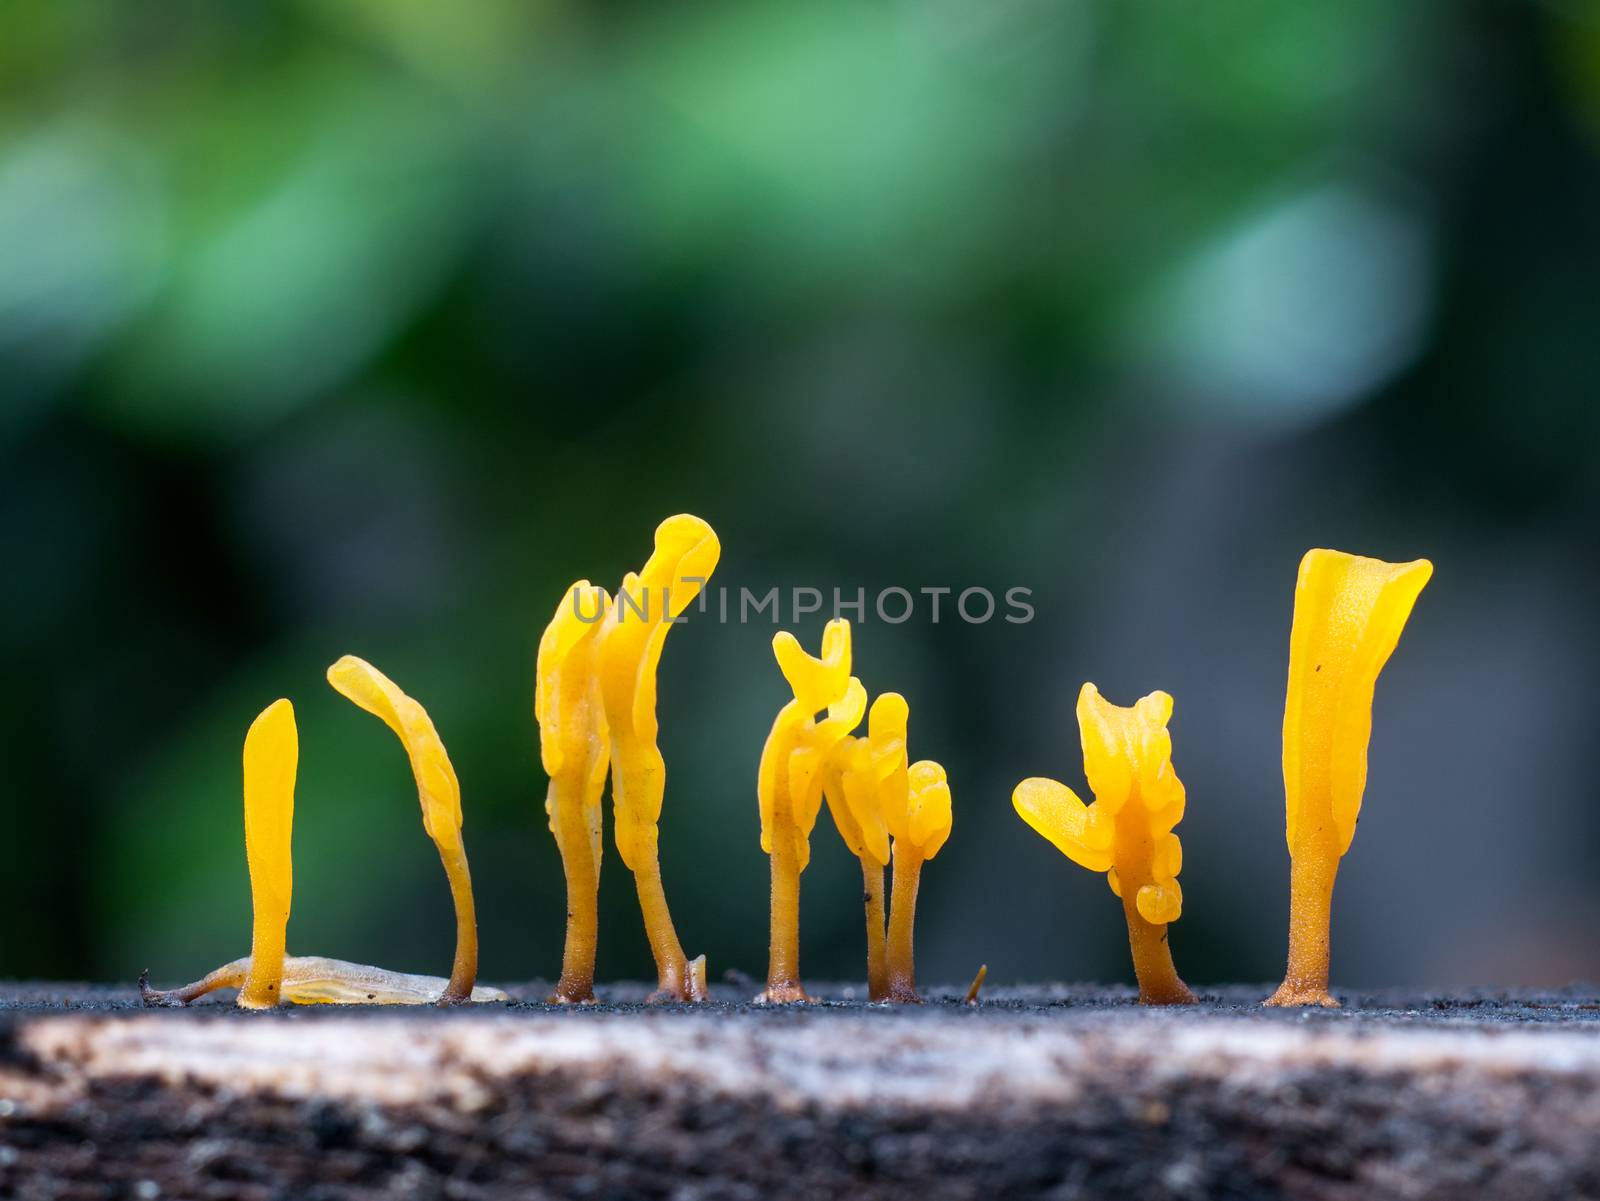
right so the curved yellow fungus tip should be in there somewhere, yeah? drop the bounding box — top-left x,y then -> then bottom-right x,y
1013,682 -> 1194,1005
758,618 -> 864,1003
1266,548 -> 1432,1008
774,617 -> 852,716
327,655 -> 480,1005
535,581 -> 612,1003
598,513 -> 720,1002
239,699 -> 297,1010
882,758 -> 952,1002
905,759 -> 953,860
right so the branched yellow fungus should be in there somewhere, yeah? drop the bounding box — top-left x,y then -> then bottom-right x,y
821,692 -> 904,1001
535,581 -> 612,1003
882,759 -> 951,1003
142,697 -> 508,1009
327,655 -> 481,1005
1013,684 -> 1195,1006
758,618 -> 865,1003
239,698 -> 297,1009
1265,548 -> 1432,1008
598,514 -> 720,1002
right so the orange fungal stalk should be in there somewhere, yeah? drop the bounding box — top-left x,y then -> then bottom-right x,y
327,655 -> 482,1005
1013,684 -> 1195,1005
821,692 -> 905,1000
758,618 -> 865,1002
882,758 -> 952,1003
1265,548 -> 1432,1008
536,581 -> 612,1003
597,514 -> 720,1001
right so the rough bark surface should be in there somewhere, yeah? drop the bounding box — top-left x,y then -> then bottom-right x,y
3,982 -> 1600,1200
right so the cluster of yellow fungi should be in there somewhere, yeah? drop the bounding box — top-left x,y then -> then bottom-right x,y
1011,547 -> 1431,1006
535,513 -> 720,1003
757,619 -> 953,1003
536,571 -> 957,1007
143,522 -> 1431,1012
143,658 -> 505,1008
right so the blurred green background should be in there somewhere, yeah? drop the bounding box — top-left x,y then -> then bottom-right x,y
3,0 -> 1600,993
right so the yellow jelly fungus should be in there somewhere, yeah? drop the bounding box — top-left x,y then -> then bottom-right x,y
1013,683 -> 1195,1005
882,758 -> 952,1003
1265,548 -> 1433,1008
141,698 -> 511,1010
327,654 -> 481,1005
535,581 -> 612,1003
598,513 -> 720,1002
239,698 -> 297,1009
821,692 -> 906,1000
864,692 -> 908,871
757,618 -> 865,1002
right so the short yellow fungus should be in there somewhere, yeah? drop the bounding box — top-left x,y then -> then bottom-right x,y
239,698 -> 297,1009
1013,683 -> 1195,1005
757,618 -> 865,1003
597,513 -> 720,1002
1265,548 -> 1432,1008
141,696 -> 507,1009
820,692 -> 904,1001
535,581 -> 612,1003
882,758 -> 952,1003
327,654 -> 481,1005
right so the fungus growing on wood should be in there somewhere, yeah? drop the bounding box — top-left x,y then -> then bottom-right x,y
327,654 -> 482,1005
1265,548 -> 1432,1008
820,692 -> 905,1000
1013,684 -> 1195,1005
239,698 -> 297,1009
141,696 -> 506,1009
597,514 -> 721,1002
882,759 -> 952,1003
535,581 -> 612,1003
758,618 -> 865,1002
142,698 -> 300,1010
